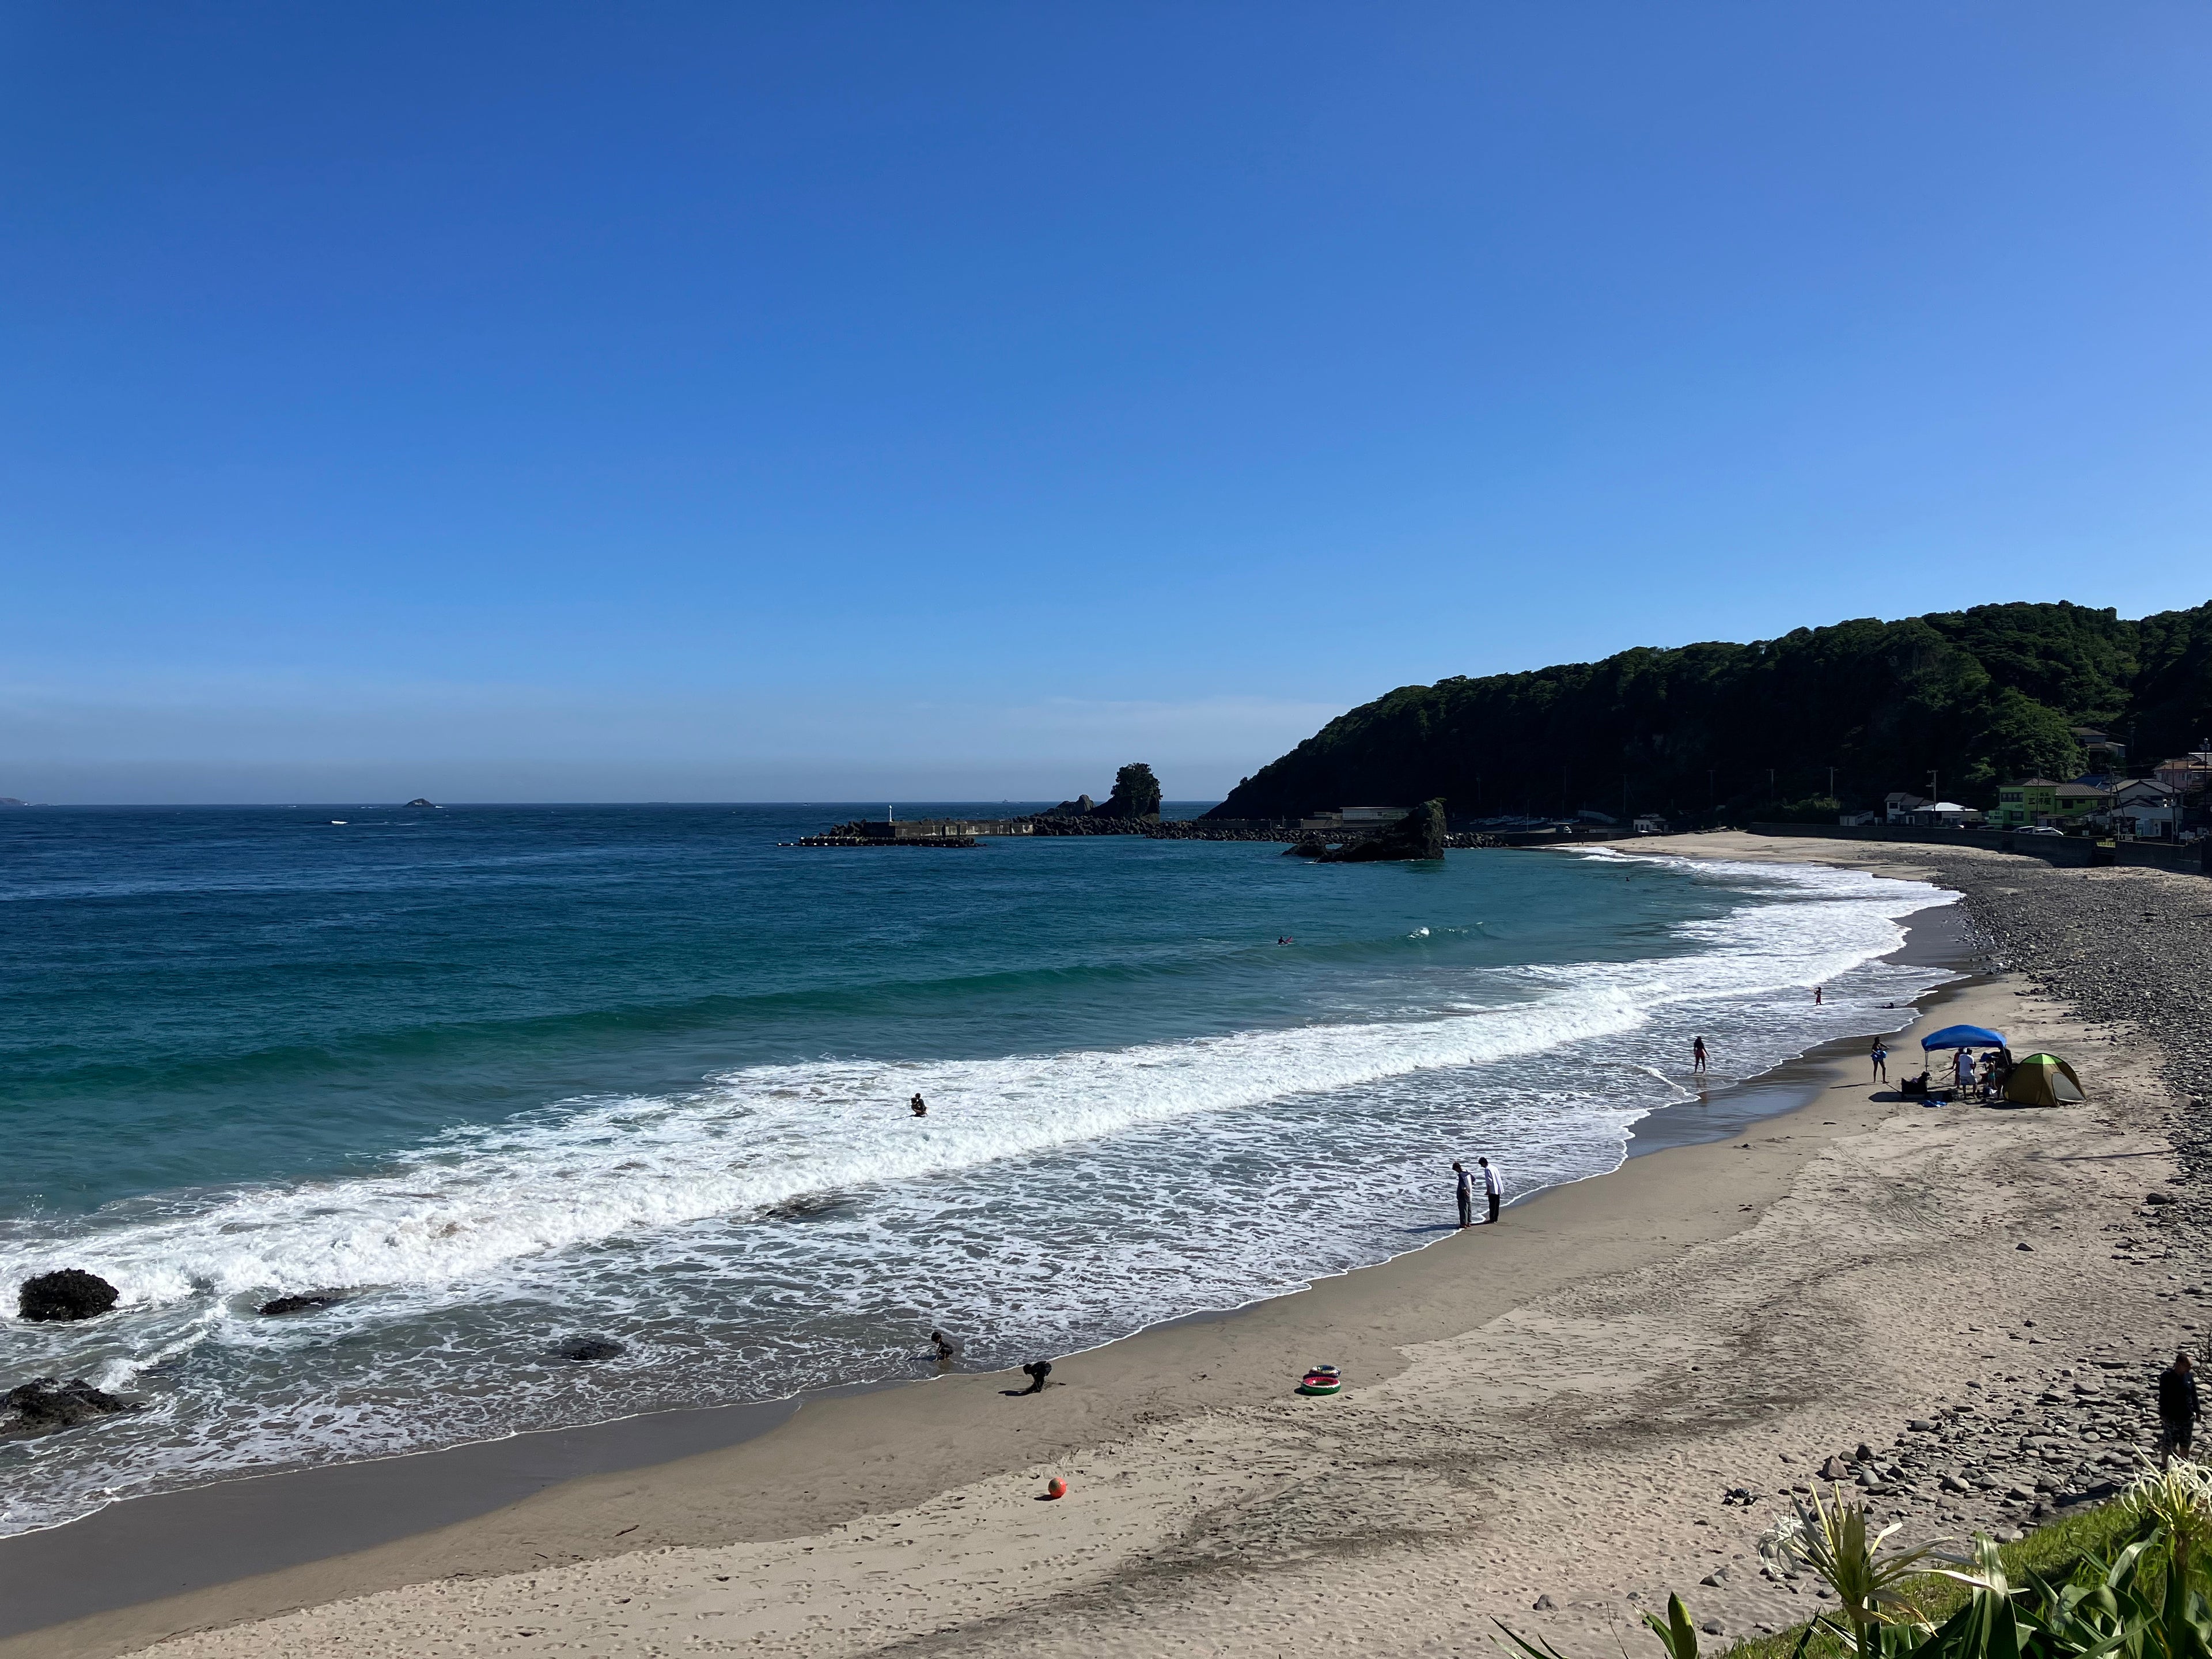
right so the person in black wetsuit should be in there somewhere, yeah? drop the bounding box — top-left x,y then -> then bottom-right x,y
2160,1351 -> 2200,1465
911,1094 -> 927,1117
1017,1359 -> 1052,1396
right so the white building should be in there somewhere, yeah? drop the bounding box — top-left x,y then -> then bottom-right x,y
2112,778 -> 2183,839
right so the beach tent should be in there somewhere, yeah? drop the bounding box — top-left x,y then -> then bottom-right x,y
2005,1053 -> 2085,1106
1919,1024 -> 2008,1051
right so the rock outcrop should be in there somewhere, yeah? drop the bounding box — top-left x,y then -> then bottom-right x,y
1285,839 -> 1328,858
2,1377 -> 141,1438
1037,763 -> 1164,821
550,1336 -> 626,1363
404,798 -> 438,808
18,1270 -> 119,1323
257,1289 -> 355,1316
1317,799 -> 1446,862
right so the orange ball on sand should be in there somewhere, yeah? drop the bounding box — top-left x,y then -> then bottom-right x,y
1045,1477 -> 1067,1500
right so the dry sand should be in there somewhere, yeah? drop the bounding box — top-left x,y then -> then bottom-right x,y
9,834 -> 2193,1659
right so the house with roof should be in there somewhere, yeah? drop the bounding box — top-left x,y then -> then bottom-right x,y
2071,728 -> 2127,764
1993,778 -> 2061,827
1906,801 -> 1983,828
2051,782 -> 2111,824
2112,778 -> 2184,839
1883,791 -> 1929,824
2153,752 -> 2212,795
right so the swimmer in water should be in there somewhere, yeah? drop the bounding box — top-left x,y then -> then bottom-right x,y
910,1093 -> 927,1117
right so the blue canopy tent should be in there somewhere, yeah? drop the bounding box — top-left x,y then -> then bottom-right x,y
1921,1024 -> 2008,1051
1918,1024 -> 2009,1101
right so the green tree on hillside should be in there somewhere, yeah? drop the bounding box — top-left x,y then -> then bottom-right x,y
1205,600 -> 2212,822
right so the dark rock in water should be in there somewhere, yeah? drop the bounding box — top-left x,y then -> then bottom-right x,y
551,1336 -> 626,1363
766,1191 -> 854,1222
3,1377 -> 141,1437
257,1289 -> 354,1316
1037,793 -> 1097,819
1318,799 -> 1446,863
18,1270 -> 119,1323
1285,839 -> 1328,858
404,797 -> 439,808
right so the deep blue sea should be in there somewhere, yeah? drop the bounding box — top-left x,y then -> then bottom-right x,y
0,804 -> 1952,1533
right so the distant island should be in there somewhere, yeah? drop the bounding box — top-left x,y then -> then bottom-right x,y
1206,600 -> 2212,825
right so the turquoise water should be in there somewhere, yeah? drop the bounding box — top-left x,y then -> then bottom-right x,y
0,804 -> 1949,1533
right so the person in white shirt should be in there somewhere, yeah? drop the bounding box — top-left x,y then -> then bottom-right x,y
1479,1156 -> 1502,1224
1952,1048 -> 1976,1097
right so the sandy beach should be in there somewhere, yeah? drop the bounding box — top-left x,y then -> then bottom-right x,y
7,833 -> 2205,1659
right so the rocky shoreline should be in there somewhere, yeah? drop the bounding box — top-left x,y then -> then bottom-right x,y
1626,839 -> 2211,1642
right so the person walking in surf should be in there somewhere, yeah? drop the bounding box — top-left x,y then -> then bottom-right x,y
1692,1036 -> 1707,1074
1453,1161 -> 1475,1229
1479,1156 -> 1502,1224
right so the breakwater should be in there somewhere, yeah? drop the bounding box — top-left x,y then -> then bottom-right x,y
793,813 -> 1506,850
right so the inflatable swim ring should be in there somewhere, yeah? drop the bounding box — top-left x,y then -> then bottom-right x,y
1297,1366 -> 1342,1396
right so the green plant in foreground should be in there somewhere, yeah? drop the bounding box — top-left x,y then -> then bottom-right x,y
1771,1486 -> 1948,1658
1494,1464 -> 2212,1659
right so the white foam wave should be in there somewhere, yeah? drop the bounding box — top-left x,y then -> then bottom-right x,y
2,858 -> 1948,1317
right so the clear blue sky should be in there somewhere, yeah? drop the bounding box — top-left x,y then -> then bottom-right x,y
5,3 -> 2208,802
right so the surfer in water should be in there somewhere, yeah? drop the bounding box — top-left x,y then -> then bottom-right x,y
1692,1036 -> 1708,1074
910,1093 -> 927,1118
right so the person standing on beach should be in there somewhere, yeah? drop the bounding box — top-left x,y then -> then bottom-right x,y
2160,1351 -> 2200,1465
1452,1161 -> 1474,1229
1870,1040 -> 1888,1082
1952,1048 -> 1976,1098
1479,1156 -> 1502,1224
1692,1036 -> 1707,1074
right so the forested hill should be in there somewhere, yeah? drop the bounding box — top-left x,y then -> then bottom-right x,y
1207,601 -> 2212,823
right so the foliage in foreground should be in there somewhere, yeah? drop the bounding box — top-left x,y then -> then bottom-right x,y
1497,1461 -> 2212,1659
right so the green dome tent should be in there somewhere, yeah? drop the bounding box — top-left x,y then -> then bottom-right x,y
2004,1053 -> 2084,1107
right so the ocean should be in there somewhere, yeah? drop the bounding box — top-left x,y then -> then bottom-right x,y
0,804 -> 1952,1535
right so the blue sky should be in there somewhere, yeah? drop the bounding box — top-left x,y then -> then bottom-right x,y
4,3 -> 2208,802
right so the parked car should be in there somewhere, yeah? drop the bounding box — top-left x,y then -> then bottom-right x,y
2014,825 -> 2065,836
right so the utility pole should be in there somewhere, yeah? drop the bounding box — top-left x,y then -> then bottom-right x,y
1827,766 -> 1837,800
